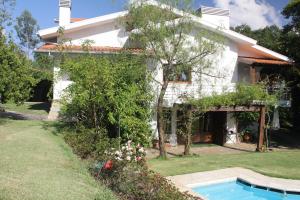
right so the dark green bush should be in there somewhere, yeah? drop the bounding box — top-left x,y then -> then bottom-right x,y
64,127 -> 119,160
98,162 -> 200,200
60,53 -> 153,146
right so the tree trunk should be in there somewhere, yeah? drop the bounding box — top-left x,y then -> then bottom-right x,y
157,81 -> 169,159
184,105 -> 192,155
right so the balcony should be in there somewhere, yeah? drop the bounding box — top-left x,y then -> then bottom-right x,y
267,86 -> 291,108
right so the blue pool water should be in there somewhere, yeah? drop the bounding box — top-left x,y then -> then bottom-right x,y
192,180 -> 300,200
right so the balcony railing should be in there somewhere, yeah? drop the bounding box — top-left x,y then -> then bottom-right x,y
267,86 -> 292,107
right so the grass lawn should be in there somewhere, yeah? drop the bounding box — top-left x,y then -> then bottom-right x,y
0,119 -> 117,200
148,150 -> 300,179
2,102 -> 50,116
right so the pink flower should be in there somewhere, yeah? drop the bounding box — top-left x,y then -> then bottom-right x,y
103,160 -> 113,170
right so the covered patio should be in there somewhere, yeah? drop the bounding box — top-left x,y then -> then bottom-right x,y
168,104 -> 267,152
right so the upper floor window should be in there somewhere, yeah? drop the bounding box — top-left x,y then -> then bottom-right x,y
163,64 -> 191,83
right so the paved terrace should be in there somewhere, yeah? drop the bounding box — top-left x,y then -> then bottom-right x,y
168,167 -> 300,199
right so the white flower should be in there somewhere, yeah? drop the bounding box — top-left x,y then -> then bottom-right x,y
116,157 -> 123,161
126,156 -> 131,161
138,148 -> 144,153
127,140 -> 132,148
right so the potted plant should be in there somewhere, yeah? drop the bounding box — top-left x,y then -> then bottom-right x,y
240,129 -> 252,143
152,139 -> 159,149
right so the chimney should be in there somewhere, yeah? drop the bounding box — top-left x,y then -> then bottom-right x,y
59,0 -> 72,26
197,6 -> 230,29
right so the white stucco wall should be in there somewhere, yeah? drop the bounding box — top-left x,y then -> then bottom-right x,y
149,38 -> 239,109
64,21 -> 129,47
53,67 -> 72,100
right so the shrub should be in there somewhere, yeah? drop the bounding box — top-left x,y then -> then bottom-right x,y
64,126 -> 119,160
94,142 -> 200,200
60,53 -> 153,146
98,163 -> 199,200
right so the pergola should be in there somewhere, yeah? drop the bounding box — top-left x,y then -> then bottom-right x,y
176,102 -> 267,152
202,105 -> 266,152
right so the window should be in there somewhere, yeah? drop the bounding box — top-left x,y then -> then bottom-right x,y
163,65 -> 191,82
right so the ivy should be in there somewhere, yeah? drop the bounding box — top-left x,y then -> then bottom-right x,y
189,83 -> 278,113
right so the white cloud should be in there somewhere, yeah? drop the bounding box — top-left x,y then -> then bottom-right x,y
213,0 -> 282,30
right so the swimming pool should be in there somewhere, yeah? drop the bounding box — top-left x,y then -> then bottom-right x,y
192,179 -> 300,200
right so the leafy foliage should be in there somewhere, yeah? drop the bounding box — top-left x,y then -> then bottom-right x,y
282,0 -> 300,131
64,126 -> 119,160
0,0 -> 15,28
282,0 -> 300,62
60,53 -> 153,146
189,84 -> 277,112
14,10 -> 40,56
0,34 -> 36,104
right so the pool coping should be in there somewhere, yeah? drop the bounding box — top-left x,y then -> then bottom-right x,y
167,167 -> 300,199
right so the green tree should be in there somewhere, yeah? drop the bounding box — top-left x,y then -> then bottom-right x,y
232,24 -> 254,38
282,0 -> 300,63
0,0 -> 15,29
15,10 -> 40,57
127,0 -> 222,157
60,52 -> 153,145
0,34 -> 36,106
282,0 -> 300,132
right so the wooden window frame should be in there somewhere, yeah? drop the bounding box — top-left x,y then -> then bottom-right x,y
163,64 -> 192,84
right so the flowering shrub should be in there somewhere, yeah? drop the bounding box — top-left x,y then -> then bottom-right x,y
94,141 -> 200,200
108,141 -> 146,162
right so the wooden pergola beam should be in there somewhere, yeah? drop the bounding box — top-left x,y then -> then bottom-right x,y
257,106 -> 266,152
203,106 -> 261,112
250,65 -> 257,84
186,105 -> 262,112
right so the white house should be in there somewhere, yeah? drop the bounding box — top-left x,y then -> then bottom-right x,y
36,0 -> 292,148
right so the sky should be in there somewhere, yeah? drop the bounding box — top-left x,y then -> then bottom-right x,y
12,0 -> 290,31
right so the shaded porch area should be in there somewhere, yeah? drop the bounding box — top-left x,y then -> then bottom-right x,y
162,105 -> 267,152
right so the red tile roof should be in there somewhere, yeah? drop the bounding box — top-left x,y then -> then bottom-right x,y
70,18 -> 87,23
239,57 -> 292,66
36,43 -> 143,54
